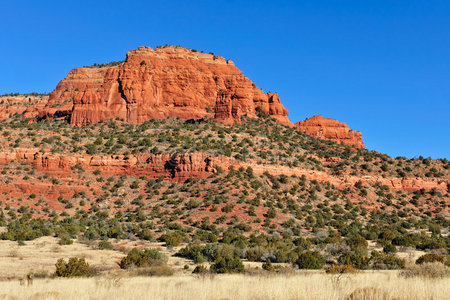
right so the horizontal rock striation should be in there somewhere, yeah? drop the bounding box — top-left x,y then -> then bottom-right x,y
0,95 -> 49,121
1,148 -> 446,192
0,149 -> 216,182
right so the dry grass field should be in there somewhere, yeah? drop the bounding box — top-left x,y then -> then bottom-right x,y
0,272 -> 449,300
0,237 -> 448,300
0,237 -> 125,278
0,237 -> 274,279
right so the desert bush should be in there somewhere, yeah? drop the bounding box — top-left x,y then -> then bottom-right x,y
245,246 -> 267,261
210,254 -> 244,273
139,228 -> 153,241
262,259 -> 274,271
296,251 -> 325,269
58,236 -> 73,245
370,253 -> 405,270
98,240 -> 114,250
159,231 -> 184,247
55,257 -> 90,277
346,235 -> 368,254
177,243 -> 218,263
192,264 -> 209,274
382,243 -> 396,254
338,252 -> 369,270
177,244 -> 203,259
400,262 -> 449,279
416,253 -> 449,266
119,248 -> 167,269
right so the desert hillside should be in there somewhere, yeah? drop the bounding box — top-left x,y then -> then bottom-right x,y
0,46 -> 448,298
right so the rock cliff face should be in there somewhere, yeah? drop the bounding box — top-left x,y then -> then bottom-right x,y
295,115 -> 364,148
0,95 -> 49,121
43,46 -> 291,126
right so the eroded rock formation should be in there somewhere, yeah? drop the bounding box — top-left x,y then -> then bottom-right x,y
0,95 -> 49,121
295,115 -> 364,148
42,46 -> 291,126
0,148 -> 216,182
1,148 -> 446,192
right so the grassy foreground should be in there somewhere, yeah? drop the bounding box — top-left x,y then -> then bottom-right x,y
0,272 -> 448,300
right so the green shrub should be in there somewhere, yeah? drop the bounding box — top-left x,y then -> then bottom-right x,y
296,251 -> 325,269
210,255 -> 244,273
346,235 -> 368,254
383,243 -> 397,254
177,244 -> 203,259
55,257 -> 90,277
159,231 -> 184,247
371,254 -> 405,270
140,229 -> 153,241
177,243 -> 218,263
338,252 -> 369,270
98,240 -> 114,250
245,246 -> 266,261
119,248 -> 167,269
262,259 -> 274,271
58,236 -> 73,245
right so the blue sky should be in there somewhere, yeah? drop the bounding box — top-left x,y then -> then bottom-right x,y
0,0 -> 449,158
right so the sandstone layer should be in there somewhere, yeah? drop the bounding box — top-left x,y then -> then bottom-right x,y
295,115 -> 364,148
41,46 -> 291,126
1,148 -> 446,193
0,95 -> 49,121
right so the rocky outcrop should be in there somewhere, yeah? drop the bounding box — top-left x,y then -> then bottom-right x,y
0,95 -> 49,121
0,148 -> 216,182
42,46 -> 291,126
1,148 -> 446,192
295,115 -> 364,148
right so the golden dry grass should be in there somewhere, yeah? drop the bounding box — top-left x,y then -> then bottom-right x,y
0,272 -> 449,300
0,237 -> 448,299
0,236 -> 198,278
0,237 -> 125,278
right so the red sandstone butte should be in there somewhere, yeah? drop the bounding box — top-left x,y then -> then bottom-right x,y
295,115 -> 364,148
42,46 -> 291,126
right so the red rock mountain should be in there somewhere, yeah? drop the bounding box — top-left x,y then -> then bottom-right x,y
42,46 -> 291,127
295,115 -> 364,148
36,46 -> 365,147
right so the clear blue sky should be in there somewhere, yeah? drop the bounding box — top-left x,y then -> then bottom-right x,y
1,0 -> 449,159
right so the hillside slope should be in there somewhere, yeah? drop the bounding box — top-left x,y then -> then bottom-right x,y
0,47 -> 448,272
